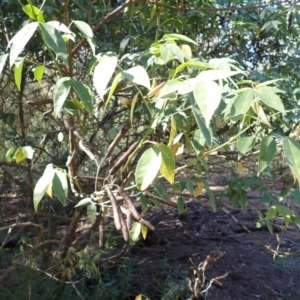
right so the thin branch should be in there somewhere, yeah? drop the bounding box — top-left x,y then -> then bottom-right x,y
72,0 -> 140,56
147,0 -> 299,12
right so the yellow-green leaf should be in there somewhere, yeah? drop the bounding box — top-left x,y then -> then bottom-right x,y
141,225 -> 148,240
156,144 -> 175,184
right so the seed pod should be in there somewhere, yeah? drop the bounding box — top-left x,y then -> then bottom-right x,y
118,186 -> 155,231
109,141 -> 139,176
106,187 -> 121,231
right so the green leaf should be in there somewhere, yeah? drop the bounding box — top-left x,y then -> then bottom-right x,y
122,65 -> 151,90
5,148 -> 14,163
230,90 -> 253,123
257,136 -> 276,176
156,143 -> 175,184
0,54 -> 8,75
161,44 -> 184,63
22,4 -> 45,22
34,66 -> 45,83
159,80 -> 187,98
129,222 -> 142,243
72,20 -> 93,38
39,23 -> 68,64
47,21 -> 75,41
283,137 -> 300,184
196,70 -> 241,81
105,72 -> 122,111
93,56 -> 118,99
191,128 -> 206,155
71,80 -> 92,114
15,147 -> 25,163
192,107 -> 212,147
193,81 -> 221,127
53,77 -> 72,118
237,137 -> 255,160
22,146 -> 34,159
253,86 -> 285,114
141,225 -> 148,240
53,169 -> 68,205
177,196 -> 186,215
72,20 -> 95,55
14,58 -> 24,91
8,22 -> 38,68
87,202 -> 97,222
75,197 -> 92,207
33,164 -> 55,211
163,33 -> 199,46
266,205 -> 277,219
135,147 -> 162,191
53,172 -> 66,205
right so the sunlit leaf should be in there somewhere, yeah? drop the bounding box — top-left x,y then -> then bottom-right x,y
194,183 -> 204,197
253,86 -> 285,114
8,22 -> 38,68
105,72 -> 122,111
122,65 -> 151,90
283,137 -> 300,184
22,4 -> 45,22
230,90 -> 253,123
129,222 -> 142,243
164,33 -> 199,46
252,102 -> 270,126
15,147 -> 25,163
168,116 -> 177,146
236,161 -> 244,175
22,146 -> 34,159
130,92 -> 139,124
5,148 -> 14,163
193,81 -> 221,127
53,77 -> 72,118
135,147 -> 162,191
72,20 -> 95,55
58,132 -> 64,142
14,58 -> 24,91
33,164 -> 55,211
156,143 -> 175,184
93,56 -> 118,99
196,70 -> 241,82
34,66 -> 45,83
39,23 -> 68,64
141,225 -> 148,240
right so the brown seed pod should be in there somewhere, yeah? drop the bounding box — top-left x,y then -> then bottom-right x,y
118,186 -> 155,231
106,187 -> 122,231
109,141 -> 139,176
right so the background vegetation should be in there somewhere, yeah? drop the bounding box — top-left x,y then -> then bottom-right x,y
1,0 -> 300,298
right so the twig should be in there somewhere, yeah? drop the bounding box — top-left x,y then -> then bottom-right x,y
143,192 -> 176,207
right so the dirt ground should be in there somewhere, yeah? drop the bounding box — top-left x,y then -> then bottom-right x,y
125,189 -> 300,300
1,183 -> 300,300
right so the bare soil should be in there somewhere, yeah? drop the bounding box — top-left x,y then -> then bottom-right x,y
126,190 -> 300,300
1,184 -> 300,300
